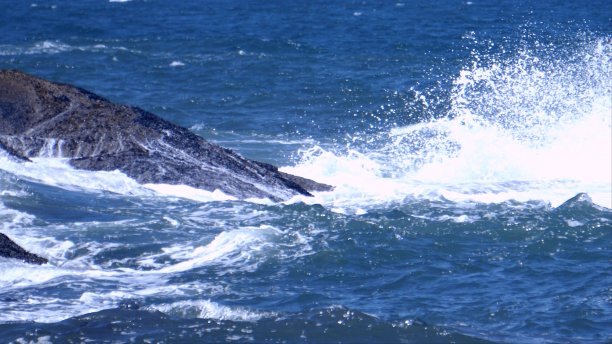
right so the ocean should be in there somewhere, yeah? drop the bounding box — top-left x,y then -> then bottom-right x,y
0,0 -> 611,343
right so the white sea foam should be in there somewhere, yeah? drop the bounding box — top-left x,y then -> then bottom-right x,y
0,40 -> 74,56
0,278 -> 195,323
131,223 -> 314,274
148,300 -> 275,321
0,200 -> 69,267
1,182 -> 300,324
283,37 -> 612,210
0,156 -> 152,196
0,201 -> 35,231
0,40 -> 135,56
1,295 -> 98,323
158,225 -> 280,273
144,183 -> 237,202
0,153 -> 271,204
0,223 -> 287,323
0,260 -> 66,288
0,238 -> 223,322
0,233 -> 128,291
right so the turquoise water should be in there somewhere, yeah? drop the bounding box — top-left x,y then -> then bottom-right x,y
1,1 -> 611,343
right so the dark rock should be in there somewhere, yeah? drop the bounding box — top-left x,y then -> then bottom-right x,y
556,193 -> 593,209
0,70 -> 332,200
0,232 -> 48,264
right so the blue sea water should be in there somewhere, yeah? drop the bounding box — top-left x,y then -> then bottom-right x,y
0,0 -> 611,343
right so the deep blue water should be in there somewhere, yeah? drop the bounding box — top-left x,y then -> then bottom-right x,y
1,0 -> 611,343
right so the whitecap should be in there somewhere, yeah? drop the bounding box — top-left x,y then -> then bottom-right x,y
157,225 -> 280,273
282,37 -> 612,211
144,183 -> 237,202
147,300 -> 275,321
0,40 -> 137,56
0,156 -> 152,196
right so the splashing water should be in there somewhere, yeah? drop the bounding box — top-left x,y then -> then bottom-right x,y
284,37 -> 612,211
0,36 -> 608,210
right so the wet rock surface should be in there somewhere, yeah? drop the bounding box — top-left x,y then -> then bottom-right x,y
0,233 -> 47,265
0,70 -> 331,200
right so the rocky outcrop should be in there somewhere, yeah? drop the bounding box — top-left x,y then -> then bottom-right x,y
0,70 -> 331,200
0,233 -> 47,264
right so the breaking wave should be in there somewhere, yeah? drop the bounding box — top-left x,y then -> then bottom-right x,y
284,36 -> 611,211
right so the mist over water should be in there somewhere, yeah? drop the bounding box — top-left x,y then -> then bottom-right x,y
1,1 -> 611,343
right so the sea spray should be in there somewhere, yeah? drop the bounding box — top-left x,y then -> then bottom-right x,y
1,2 -> 611,341
284,37 -> 611,209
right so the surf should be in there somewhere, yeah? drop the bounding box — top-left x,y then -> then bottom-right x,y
283,36 -> 611,211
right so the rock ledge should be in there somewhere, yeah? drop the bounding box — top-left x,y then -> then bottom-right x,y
0,70 -> 332,201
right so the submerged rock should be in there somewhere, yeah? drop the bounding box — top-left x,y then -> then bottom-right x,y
0,70 -> 331,200
0,232 -> 47,264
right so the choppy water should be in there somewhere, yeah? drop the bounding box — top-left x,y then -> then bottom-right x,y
1,1 -> 611,343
